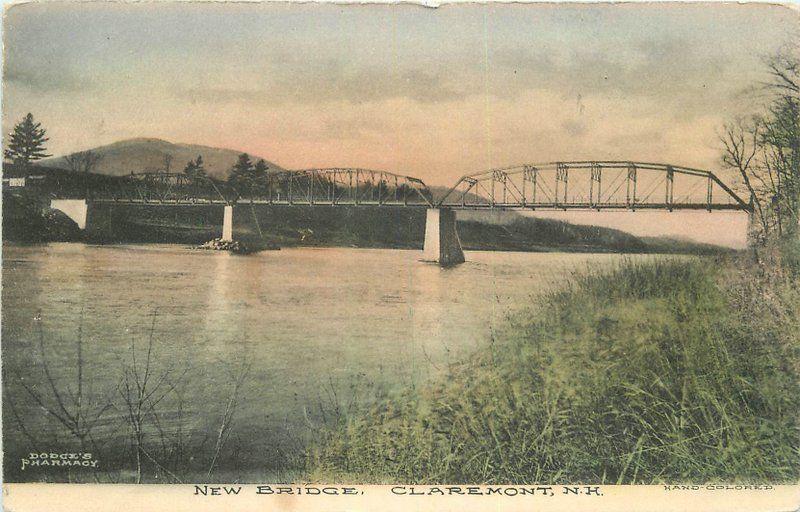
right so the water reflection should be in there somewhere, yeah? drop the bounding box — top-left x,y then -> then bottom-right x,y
204,251 -> 236,353
2,244 -> 657,471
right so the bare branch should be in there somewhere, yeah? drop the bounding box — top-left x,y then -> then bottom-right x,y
64,151 -> 103,174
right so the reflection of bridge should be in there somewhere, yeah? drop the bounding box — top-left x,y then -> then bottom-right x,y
50,161 -> 750,266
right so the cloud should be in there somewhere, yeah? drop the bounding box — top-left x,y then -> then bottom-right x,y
170,33 -> 741,122
179,87 -> 264,105
4,60 -> 92,94
3,1 -> 796,190
487,39 -> 737,115
175,61 -> 468,106
562,119 -> 587,137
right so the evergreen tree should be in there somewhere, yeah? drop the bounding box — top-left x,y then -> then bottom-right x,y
253,159 -> 269,197
183,155 -> 207,181
194,155 -> 206,178
4,113 -> 51,170
254,159 -> 268,176
183,158 -> 197,176
228,153 -> 255,197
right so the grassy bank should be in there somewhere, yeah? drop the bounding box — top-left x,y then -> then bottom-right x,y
307,247 -> 800,483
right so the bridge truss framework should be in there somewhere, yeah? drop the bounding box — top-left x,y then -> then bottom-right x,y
437,161 -> 750,211
76,161 -> 750,212
92,168 -> 434,207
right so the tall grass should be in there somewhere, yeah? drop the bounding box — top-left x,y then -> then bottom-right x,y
307,256 -> 800,484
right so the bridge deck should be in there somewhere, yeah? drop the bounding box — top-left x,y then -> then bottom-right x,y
88,199 -> 747,211
58,160 -> 753,213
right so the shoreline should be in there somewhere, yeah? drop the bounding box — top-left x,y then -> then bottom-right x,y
306,250 -> 800,484
0,238 -> 730,257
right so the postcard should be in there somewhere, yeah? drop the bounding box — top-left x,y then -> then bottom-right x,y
2,1 -> 798,511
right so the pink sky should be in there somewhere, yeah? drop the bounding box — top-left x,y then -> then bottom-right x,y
3,2 -> 796,246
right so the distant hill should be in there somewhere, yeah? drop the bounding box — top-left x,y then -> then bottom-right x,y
2,168 -> 731,255
457,215 -> 649,253
41,138 -> 285,179
428,185 -> 488,205
639,235 -> 733,255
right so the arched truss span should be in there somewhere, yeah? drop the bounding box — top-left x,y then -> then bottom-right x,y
96,169 -> 434,207
238,168 -> 433,207
437,161 -> 751,211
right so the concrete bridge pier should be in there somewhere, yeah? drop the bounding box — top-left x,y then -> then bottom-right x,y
221,205 -> 234,241
50,199 -> 90,230
422,208 -> 465,266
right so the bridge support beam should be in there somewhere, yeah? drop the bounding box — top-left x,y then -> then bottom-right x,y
50,199 -> 90,230
422,208 -> 465,266
221,205 -> 234,241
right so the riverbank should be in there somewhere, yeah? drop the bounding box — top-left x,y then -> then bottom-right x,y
307,243 -> 800,483
3,189 -> 730,255
1,192 -> 84,242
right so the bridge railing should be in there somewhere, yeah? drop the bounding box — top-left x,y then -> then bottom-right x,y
57,161 -> 749,213
79,172 -> 229,203
436,161 -> 751,211
227,168 -> 434,207
89,169 -> 434,207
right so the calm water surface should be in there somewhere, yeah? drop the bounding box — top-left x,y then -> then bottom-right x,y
2,243 -> 659,474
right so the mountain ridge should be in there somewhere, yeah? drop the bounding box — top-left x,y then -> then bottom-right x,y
42,138 -> 286,179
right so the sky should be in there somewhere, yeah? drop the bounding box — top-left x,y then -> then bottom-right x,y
3,2 -> 798,246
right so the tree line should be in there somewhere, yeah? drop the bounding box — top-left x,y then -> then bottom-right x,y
6,44 -> 798,234
721,43 -> 799,243
2,113 -> 271,197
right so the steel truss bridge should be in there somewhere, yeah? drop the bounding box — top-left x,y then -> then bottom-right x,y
79,161 -> 750,212
92,168 -> 434,207
438,161 -> 749,211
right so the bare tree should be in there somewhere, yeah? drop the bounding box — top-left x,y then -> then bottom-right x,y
721,118 -> 771,238
206,359 -> 251,479
765,44 -> 800,99
118,311 -> 187,483
64,150 -> 103,174
721,45 -> 800,242
163,153 -> 173,173
15,312 -> 115,454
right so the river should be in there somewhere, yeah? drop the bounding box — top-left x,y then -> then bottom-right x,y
2,243 -> 662,480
